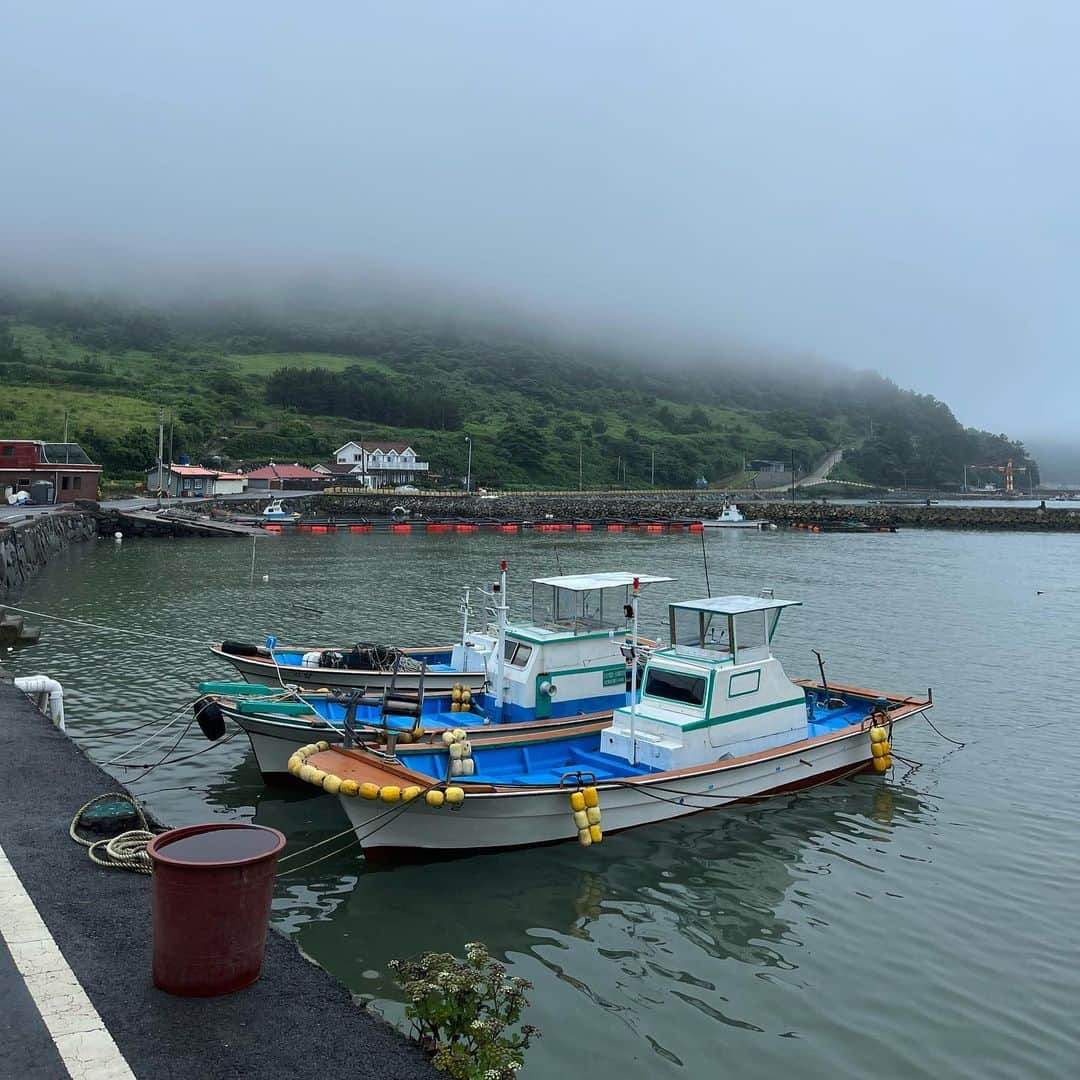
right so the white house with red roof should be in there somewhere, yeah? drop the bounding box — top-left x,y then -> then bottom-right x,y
322,441 -> 429,489
145,463 -> 222,497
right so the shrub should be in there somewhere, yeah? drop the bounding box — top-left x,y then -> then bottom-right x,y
388,943 -> 539,1079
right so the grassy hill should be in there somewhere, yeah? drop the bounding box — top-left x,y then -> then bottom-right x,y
0,288 -> 1038,491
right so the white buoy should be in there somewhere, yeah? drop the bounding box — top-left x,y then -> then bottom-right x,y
261,574 -> 269,582
114,531 -> 123,542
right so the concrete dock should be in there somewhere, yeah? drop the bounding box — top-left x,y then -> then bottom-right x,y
0,681 -> 438,1079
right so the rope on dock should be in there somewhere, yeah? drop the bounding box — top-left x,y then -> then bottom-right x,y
69,793 -> 156,875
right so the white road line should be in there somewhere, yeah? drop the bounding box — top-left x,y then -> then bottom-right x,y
0,843 -> 136,1080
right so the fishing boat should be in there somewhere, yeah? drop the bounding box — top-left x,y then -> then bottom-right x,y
705,504 -> 774,529
205,568 -> 671,776
290,591 -> 932,858
261,498 -> 301,522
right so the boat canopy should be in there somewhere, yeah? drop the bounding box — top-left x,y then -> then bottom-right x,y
668,595 -> 800,661
530,573 -> 673,633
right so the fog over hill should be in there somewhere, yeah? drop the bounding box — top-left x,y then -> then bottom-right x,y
2,1 -> 1076,440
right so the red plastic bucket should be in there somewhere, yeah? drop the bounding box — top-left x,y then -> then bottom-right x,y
148,823 -> 285,997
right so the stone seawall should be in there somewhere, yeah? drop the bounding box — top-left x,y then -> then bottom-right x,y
0,511 -> 99,599
279,493 -> 1080,531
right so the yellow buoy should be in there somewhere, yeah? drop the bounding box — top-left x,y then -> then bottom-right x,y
578,828 -> 592,847
450,701 -> 462,713
461,759 -> 475,776
871,742 -> 887,758
441,730 -> 456,745
589,824 -> 603,844
586,806 -> 601,826
445,786 -> 465,804
426,789 -> 445,808
309,768 -> 326,785
583,786 -> 599,808
298,764 -> 316,783
570,791 -> 586,812
322,774 -> 342,795
315,740 -> 330,751
299,744 -> 317,758
573,810 -> 589,830
397,732 -> 413,744
451,687 -> 463,702
461,689 -> 472,703
450,759 -> 464,776
883,755 -> 892,769
287,755 -> 302,774
869,725 -> 888,744
872,757 -> 889,773
449,742 -> 464,760
453,728 -> 467,742
340,779 -> 359,797
402,786 -> 422,802
380,786 -> 401,803
359,782 -> 380,800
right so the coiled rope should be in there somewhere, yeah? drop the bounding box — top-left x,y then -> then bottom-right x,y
69,793 -> 157,875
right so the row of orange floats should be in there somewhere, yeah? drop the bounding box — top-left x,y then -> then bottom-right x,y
265,521 -> 705,534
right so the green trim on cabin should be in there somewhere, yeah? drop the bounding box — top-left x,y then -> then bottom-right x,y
728,669 -> 762,698
647,694 -> 808,732
541,663 -> 627,680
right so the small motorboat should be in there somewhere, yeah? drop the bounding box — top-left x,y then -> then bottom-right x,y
291,591 -> 932,859
261,498 -> 301,523
705,504 -> 774,529
206,568 -> 670,776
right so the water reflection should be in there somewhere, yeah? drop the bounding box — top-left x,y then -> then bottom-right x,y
278,777 -> 928,1013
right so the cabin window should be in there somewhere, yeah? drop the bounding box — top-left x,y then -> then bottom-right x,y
1,446 -> 14,457
644,668 -> 707,707
733,610 -> 767,652
729,670 -> 761,697
671,606 -> 732,657
61,476 -> 70,490
505,642 -> 532,668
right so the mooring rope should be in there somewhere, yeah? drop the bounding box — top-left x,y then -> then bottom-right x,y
69,793 -> 156,875
0,603 -> 208,645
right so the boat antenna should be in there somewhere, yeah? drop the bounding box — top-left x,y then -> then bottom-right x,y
700,529 -> 712,597
812,649 -> 830,694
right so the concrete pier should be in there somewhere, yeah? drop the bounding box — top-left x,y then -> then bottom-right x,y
0,681 -> 437,1079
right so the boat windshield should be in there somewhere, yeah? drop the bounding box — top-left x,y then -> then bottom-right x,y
671,607 -> 732,658
531,583 -> 629,633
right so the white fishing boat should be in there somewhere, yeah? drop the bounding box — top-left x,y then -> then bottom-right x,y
293,590 -> 932,858
705,504 -> 774,529
261,498 -> 301,522
205,568 -> 670,776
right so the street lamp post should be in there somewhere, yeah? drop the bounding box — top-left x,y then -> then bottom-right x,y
464,436 -> 472,493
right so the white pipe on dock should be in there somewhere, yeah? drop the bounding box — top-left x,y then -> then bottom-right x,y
14,675 -> 65,731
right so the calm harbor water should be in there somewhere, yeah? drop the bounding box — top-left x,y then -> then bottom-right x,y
6,527 -> 1079,1078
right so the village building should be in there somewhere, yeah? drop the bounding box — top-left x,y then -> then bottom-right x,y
243,463 -> 327,491
144,463 -> 221,498
212,472 -> 247,495
0,440 -> 103,504
326,441 -> 429,489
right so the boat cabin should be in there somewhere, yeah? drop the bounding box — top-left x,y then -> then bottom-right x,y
603,595 -> 807,769
483,573 -> 672,723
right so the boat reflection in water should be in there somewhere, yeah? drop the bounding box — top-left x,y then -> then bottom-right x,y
268,776 -> 927,999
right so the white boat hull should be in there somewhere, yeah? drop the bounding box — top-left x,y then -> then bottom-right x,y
338,710 -> 925,857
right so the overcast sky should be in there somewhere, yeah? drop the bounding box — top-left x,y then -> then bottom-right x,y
2,2 -> 1076,438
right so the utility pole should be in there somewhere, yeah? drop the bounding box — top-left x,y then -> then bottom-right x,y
464,435 -> 472,493
790,448 -> 796,504
651,448 -> 655,486
63,409 -> 70,463
157,407 -> 165,495
578,441 -> 583,491
168,409 -> 175,469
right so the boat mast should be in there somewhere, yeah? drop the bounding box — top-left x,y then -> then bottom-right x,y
629,576 -> 640,765
460,586 -> 470,644
494,560 -> 508,720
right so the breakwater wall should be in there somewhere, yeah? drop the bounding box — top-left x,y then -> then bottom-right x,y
0,511 -> 98,599
284,493 -> 1080,531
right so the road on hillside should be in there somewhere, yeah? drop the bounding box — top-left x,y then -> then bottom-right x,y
755,448 -> 845,491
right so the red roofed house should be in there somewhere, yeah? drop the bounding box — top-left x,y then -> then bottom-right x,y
1,440 -> 103,504
243,462 -> 327,491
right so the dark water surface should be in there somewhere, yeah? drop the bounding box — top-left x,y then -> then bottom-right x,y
7,528 -> 1079,1078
